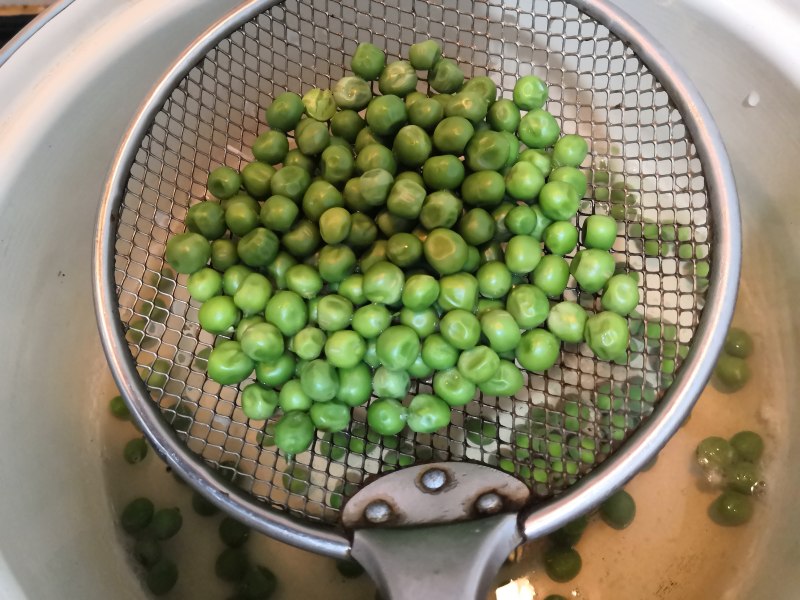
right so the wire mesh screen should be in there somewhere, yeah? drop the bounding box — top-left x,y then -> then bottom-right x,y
112,0 -> 710,526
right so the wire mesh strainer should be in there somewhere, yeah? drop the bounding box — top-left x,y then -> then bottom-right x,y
94,0 -> 739,596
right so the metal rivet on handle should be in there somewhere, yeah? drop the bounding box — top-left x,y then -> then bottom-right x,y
419,468 -> 447,492
474,492 -> 503,515
364,500 -> 393,524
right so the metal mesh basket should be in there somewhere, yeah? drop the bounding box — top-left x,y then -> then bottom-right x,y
96,0 -> 738,550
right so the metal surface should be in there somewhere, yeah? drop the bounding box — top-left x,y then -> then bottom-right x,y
341,462 -> 530,529
94,0 -> 739,561
351,513 -> 522,600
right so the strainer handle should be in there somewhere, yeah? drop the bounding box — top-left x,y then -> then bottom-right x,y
351,513 -> 521,599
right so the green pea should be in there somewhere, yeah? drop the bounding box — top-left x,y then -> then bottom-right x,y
384,233 -> 422,268
215,547 -> 248,583
207,166 -> 242,200
366,95 -> 407,137
325,330 -> 367,369
123,437 -> 148,464
240,161 -> 275,198
146,559 -> 179,596
480,309 -> 522,353
239,565 -> 278,598
407,393 -> 451,433
367,398 -> 408,435
445,91 -> 489,124
421,333 -> 459,370
696,436 -> 736,471
393,125 -> 432,168
422,155 -> 465,191
408,97 -> 445,131
299,359 -> 339,402
290,327 -> 326,361
133,537 -> 162,568
505,284 -> 549,329
284,264 -> 322,299
505,161 -> 545,202
504,235 -> 542,275
233,272 -> 273,315
457,345 -> 501,384
240,383 -> 278,421
437,272 -> 478,312
513,75 -> 548,110
351,304 -> 391,339
517,109 -> 560,148
402,274 -> 440,310
309,402 -> 350,433
265,290 -> 307,336
282,219 -> 321,259
217,517 -> 250,549
519,148 -> 553,178
198,295 -> 239,334
715,354 -> 750,392
347,212 -> 379,248
337,363 -> 373,407
709,491 -> 753,526
529,205 -> 553,241
351,42 -> 385,80
516,329 -> 560,372
544,546 -> 582,583
191,491 -> 219,517
359,240 -> 389,273
460,171 -> 505,209
724,328 -> 754,359
372,367 -> 411,399
463,245 -> 481,273
584,311 -> 629,360
379,60 -> 418,97
550,166 -> 588,199
302,88 -> 336,121
457,208 -> 495,246
356,143 -> 397,175
265,251 -> 297,290
408,352 -> 435,379
238,227 -> 279,268
376,326 -> 421,371
409,39 -> 442,70
360,168 -> 394,207
424,229 -> 469,275
254,352 -> 295,387
149,507 -> 182,541
725,461 -> 763,495
399,307 -> 438,338
166,232 -> 211,274
361,260 -> 404,305
539,181 -> 580,221
465,130 -> 509,172
260,195 -> 298,232
210,239 -> 239,272
571,248 -> 615,293
336,274 -> 364,307
316,294 -> 354,332
252,130 -> 289,165
478,359 -> 525,396
601,274 -> 640,315
730,431 -> 764,462
599,489 -> 635,529
121,497 -> 155,534
543,222 -> 579,255
187,201 -> 226,241
319,145 -> 355,186
283,148 -> 316,172
302,180 -> 343,222
462,76 -> 498,104
439,309 -> 481,350
405,91 -> 426,109
187,268 -> 222,303
240,322 -> 284,363
420,190 -> 463,230
333,76 -> 373,110
433,368 -> 476,406
270,165 -> 311,202
386,179 -> 426,220
553,134 -> 589,168
504,205 -> 536,236
221,265 -> 252,297
485,98 -> 520,132
330,110 -> 366,143
532,255 -> 570,298
265,91 -> 305,132
354,127 -> 389,154
109,395 -> 131,421
429,58 -> 464,93
475,261 -> 512,299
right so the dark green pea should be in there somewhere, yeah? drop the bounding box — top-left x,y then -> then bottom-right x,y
709,491 -> 753,526
150,507 -> 182,540
359,240 -> 389,273
463,245 -> 481,273
377,326 -> 421,371
320,145 -> 355,186
317,294 -> 354,332
356,143 -> 397,175
238,565 -> 278,598
439,309 -> 481,350
330,110 -> 366,143
507,285 -> 550,329
302,180 -> 344,222
211,239 -> 239,272
283,148 -> 316,173
372,367 -> 411,399
133,537 -> 162,568
354,127 -> 389,154
302,88 -> 336,121
491,202 -> 515,243
407,393 -> 451,434
505,205 -> 536,235
252,130 -> 289,165
429,58 -> 464,93
191,491 -> 219,517
421,333 -> 459,370
445,91 -> 489,124
402,274 -> 440,310
433,368 -> 476,407
432,116 -> 474,155
725,461 -> 763,495
478,359 -> 525,396
207,165 -> 242,200
519,148 -> 553,178
584,311 -> 629,360
393,125 -> 432,168
343,177 -> 368,212
121,497 -> 155,534
505,160 -> 545,202
517,109 -> 560,148
337,363 -> 373,407
422,156 -> 465,191
409,39 -> 442,70
282,219 -> 321,258
571,248 -> 615,293
255,352 -> 296,387
465,130 -> 509,172
360,168 -> 395,207
338,274 -> 366,306
730,431 -> 764,462
420,191 -> 463,231
215,547 -> 249,582
724,328 -> 754,359
146,559 -> 179,596
408,97 -> 445,131
265,91 -> 305,132
109,395 -> 131,421
431,93 -> 454,112
476,261 -> 512,299
386,233 -> 423,268
458,208 -> 496,246
352,303 -> 392,339
367,398 -> 408,436
259,195 -> 297,233
461,171 -> 506,208
241,161 -> 275,198
532,255 -> 570,298
480,240 -> 504,265
270,165 -> 311,202
438,272 -> 479,312
218,517 -> 250,549
166,232 -> 211,274
351,42 -> 385,80
696,436 -> 736,471
601,274 -> 640,315
123,437 -> 148,464
366,95 -> 407,137
333,76 -> 373,110
379,60 -> 418,97
553,134 -> 589,168
405,91 -> 426,109
187,201 -> 226,240
543,546 -> 581,583
387,179 -> 426,219
424,229 -> 468,275
513,75 -> 548,110
487,99 -> 521,132
237,227 -> 279,268
715,354 -> 750,392
347,212 -> 379,248
549,166 -> 588,199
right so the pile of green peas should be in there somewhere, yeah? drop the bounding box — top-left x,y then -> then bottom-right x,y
696,429 -> 765,527
164,39 -> 640,455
